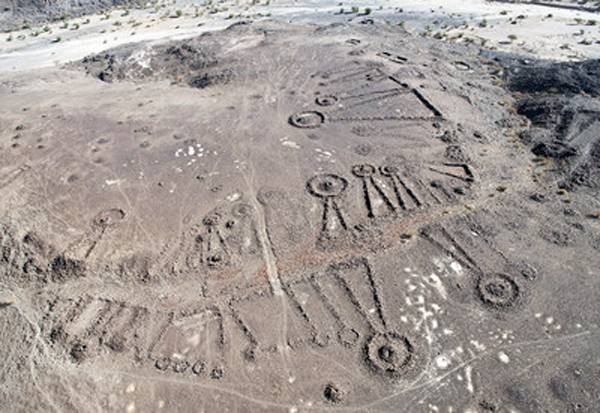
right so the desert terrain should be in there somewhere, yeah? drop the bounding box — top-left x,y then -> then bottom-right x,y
0,1 -> 599,412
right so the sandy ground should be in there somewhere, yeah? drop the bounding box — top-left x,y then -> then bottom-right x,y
1,2 -> 600,413
0,0 -> 599,73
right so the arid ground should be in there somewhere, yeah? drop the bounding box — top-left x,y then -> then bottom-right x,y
1,1 -> 599,412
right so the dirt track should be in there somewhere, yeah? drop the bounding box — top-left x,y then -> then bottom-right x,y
2,0 -> 600,74
1,9 -> 600,413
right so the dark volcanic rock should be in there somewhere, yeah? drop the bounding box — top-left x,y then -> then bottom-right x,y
501,57 -> 600,189
78,32 -> 247,89
507,59 -> 600,96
